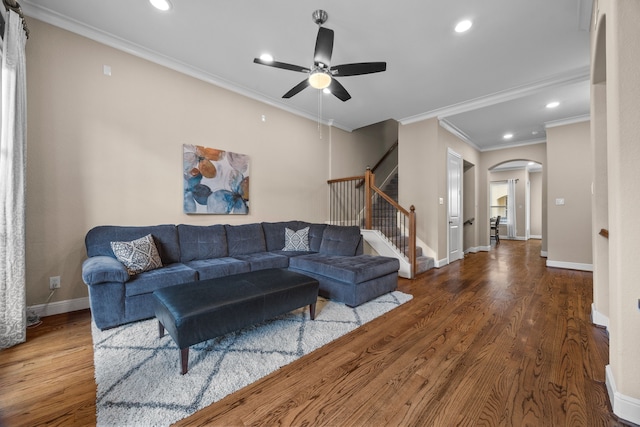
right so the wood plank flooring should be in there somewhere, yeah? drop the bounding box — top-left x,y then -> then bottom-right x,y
0,240 -> 632,426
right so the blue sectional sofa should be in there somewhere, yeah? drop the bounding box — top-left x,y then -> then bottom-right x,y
82,221 -> 400,329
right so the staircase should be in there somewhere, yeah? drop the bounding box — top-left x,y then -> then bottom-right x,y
368,173 -> 434,277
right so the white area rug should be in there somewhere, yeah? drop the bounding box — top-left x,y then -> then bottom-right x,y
92,291 -> 413,427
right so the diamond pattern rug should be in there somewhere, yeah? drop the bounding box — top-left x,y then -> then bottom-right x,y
92,291 -> 413,426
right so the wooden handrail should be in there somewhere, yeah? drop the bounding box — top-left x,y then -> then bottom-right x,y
356,141 -> 398,188
370,184 -> 410,216
327,175 -> 365,184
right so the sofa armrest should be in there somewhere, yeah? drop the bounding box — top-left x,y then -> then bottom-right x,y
82,256 -> 129,285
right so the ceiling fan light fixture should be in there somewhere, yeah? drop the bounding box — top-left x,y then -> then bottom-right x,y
149,0 -> 172,11
308,71 -> 332,89
259,53 -> 274,62
455,19 -> 473,33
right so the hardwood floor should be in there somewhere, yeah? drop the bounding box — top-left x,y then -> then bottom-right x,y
0,240 -> 632,426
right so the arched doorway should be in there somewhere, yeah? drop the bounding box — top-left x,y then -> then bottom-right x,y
488,160 -> 543,244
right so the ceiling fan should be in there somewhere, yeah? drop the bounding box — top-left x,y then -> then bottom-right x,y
253,10 -> 387,102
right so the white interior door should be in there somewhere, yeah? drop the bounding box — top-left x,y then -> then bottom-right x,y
448,149 -> 463,262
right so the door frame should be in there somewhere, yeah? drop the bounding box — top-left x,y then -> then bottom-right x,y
447,148 -> 464,263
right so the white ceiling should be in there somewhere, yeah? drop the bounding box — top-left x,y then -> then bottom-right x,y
20,0 -> 593,151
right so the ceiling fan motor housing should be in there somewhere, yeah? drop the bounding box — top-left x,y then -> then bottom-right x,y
312,10 -> 328,26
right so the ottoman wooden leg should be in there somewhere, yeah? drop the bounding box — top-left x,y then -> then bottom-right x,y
180,348 -> 189,375
158,320 -> 165,338
309,302 -> 316,320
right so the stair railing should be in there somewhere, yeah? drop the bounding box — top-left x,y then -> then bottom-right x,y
328,168 -> 417,278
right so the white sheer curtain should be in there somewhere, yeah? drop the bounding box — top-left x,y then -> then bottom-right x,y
0,9 -> 28,349
507,179 -> 517,239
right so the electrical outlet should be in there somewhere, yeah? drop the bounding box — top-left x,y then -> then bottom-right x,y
49,276 -> 61,290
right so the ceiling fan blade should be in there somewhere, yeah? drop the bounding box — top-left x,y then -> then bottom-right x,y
283,79 -> 310,98
330,62 -> 387,77
314,27 -> 334,67
253,58 -> 310,73
328,78 -> 351,102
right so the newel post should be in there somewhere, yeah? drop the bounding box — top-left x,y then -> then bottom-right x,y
364,168 -> 374,230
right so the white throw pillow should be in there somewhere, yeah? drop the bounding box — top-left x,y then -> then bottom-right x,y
111,234 -> 163,275
283,227 -> 310,251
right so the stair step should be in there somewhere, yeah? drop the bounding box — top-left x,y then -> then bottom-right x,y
415,256 -> 434,274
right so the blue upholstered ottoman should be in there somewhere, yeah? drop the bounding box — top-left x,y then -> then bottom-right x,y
153,268 -> 319,374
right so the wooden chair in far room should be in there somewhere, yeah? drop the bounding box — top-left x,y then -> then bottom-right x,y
490,215 -> 501,244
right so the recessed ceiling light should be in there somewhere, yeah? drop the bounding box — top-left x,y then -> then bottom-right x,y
546,101 -> 560,109
532,131 -> 539,135
259,53 -> 274,62
149,0 -> 172,11
455,19 -> 473,33
503,133 -> 514,140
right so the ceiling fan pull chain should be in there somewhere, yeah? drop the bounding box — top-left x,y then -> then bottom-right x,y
317,89 -> 323,139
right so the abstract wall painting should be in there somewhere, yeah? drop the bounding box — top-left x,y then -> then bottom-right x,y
183,144 -> 250,214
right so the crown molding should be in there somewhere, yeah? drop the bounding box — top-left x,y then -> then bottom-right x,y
481,138 -> 547,152
399,66 -> 590,126
545,114 -> 591,129
438,119 -> 482,151
20,1 -> 352,133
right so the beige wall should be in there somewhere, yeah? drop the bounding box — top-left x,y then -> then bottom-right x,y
546,121 -> 592,266
592,0 -> 640,416
24,18 -> 383,307
530,171 -> 543,237
399,119 -> 481,262
398,118 -> 440,260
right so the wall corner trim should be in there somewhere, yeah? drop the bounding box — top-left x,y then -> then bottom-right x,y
591,303 -> 610,329
606,365 -> 640,425
545,260 -> 593,271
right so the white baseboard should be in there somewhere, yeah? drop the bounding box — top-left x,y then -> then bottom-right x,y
606,365 -> 640,424
541,250 -> 548,257
591,303 -> 610,329
28,297 -> 90,318
434,257 -> 449,268
530,235 -> 542,239
546,260 -> 593,272
464,246 -> 481,254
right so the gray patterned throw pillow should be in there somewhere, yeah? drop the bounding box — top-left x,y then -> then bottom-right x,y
110,234 -> 163,275
283,227 -> 310,251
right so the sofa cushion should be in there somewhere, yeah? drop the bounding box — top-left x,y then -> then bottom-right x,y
178,224 -> 228,261
225,223 -> 266,255
289,254 -> 399,284
262,221 -> 304,251
183,257 -> 251,280
307,224 -> 327,252
125,263 -> 197,297
318,225 -> 361,256
85,224 -> 182,265
231,252 -> 290,271
283,227 -> 310,251
111,234 -> 163,276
